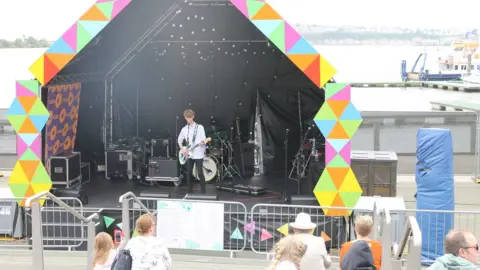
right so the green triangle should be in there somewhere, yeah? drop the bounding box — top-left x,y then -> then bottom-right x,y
29,99 -> 49,116
328,155 -> 349,167
325,83 -> 348,99
7,115 -> 26,132
18,80 -> 39,95
77,23 -> 93,52
246,0 -> 265,18
20,149 -> 40,160
338,191 -> 363,208
314,104 -> 337,120
96,2 -> 114,20
314,171 -> 337,192
104,216 -> 115,228
31,165 -> 51,184
132,227 -> 140,238
8,183 -> 30,198
339,120 -> 362,137
268,22 -> 285,52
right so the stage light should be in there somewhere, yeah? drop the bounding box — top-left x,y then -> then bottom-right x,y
212,28 -> 215,31
180,37 -> 183,40
167,43 -> 171,46
180,24 -> 183,28
191,31 -> 195,35
201,17 -> 204,20
202,29 -> 206,32
187,16 -> 190,20
170,34 -> 174,38
194,15 -> 198,18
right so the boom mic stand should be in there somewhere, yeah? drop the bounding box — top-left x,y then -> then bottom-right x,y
289,127 -> 311,181
218,130 -> 242,181
283,128 -> 290,202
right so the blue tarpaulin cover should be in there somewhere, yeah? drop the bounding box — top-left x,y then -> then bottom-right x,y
416,128 -> 454,265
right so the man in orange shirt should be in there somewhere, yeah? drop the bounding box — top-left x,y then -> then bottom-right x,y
339,216 -> 382,270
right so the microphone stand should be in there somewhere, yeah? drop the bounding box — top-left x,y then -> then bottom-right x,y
175,116 -> 179,157
284,128 -> 290,202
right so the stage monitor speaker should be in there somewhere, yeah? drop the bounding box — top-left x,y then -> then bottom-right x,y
148,157 -> 179,178
184,194 -> 218,201
51,187 -> 89,206
290,195 -> 319,206
139,191 -> 171,198
233,143 -> 255,177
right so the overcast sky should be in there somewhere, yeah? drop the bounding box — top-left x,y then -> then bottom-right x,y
0,0 -> 479,41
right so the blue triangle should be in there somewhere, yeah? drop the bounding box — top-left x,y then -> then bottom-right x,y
19,134 -> 38,146
286,37 -> 317,54
327,139 -> 350,152
252,20 -> 284,37
340,103 -> 362,120
185,240 -> 200,249
78,21 -> 108,37
230,227 -> 244,240
315,119 -> 337,138
47,38 -> 75,54
29,115 -> 49,132
7,99 -> 26,116
211,242 -> 223,251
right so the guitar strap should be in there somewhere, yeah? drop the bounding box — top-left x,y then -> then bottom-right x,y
187,123 -> 199,146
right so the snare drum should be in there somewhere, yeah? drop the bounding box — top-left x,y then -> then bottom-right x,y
193,154 -> 219,182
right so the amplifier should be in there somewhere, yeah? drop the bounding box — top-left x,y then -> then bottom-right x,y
81,162 -> 91,184
105,150 -> 133,180
50,152 -> 82,188
146,157 -> 182,185
51,187 -> 88,206
233,143 -> 255,176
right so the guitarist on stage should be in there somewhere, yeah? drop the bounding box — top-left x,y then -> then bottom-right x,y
177,109 -> 206,194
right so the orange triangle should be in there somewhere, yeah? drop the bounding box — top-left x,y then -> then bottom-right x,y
328,122 -> 349,139
321,231 -> 331,242
19,117 -> 38,133
288,54 -> 319,71
326,208 -> 349,216
19,160 -> 40,181
325,194 -> 349,216
251,4 -> 282,20
45,54 -> 75,70
304,56 -> 320,87
327,100 -> 349,118
18,96 -> 38,113
80,5 -> 109,21
43,55 -> 60,86
326,167 -> 349,188
24,185 -> 35,197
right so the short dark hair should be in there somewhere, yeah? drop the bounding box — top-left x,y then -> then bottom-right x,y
445,229 -> 472,255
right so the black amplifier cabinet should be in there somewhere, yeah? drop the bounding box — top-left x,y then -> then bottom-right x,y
146,157 -> 182,186
50,152 -> 81,188
105,150 -> 133,180
81,162 -> 91,184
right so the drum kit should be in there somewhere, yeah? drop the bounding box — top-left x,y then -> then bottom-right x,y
193,130 -> 242,182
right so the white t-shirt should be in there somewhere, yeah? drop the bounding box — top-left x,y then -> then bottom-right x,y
177,123 -> 206,159
275,261 -> 297,270
93,250 -> 117,270
125,236 -> 172,270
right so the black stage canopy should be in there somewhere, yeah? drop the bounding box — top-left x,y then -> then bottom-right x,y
55,0 -> 325,173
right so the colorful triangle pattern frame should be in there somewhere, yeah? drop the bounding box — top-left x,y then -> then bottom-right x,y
313,84 -> 363,216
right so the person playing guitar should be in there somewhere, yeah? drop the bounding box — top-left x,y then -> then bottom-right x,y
177,109 -> 207,194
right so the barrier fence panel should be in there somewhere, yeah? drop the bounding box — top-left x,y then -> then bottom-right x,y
120,194 -> 248,253
249,203 -> 374,257
0,198 -> 31,248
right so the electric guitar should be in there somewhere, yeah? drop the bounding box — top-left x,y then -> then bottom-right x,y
178,138 -> 211,165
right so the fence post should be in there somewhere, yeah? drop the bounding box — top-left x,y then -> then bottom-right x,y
122,198 -> 131,243
86,221 -> 96,270
31,201 -> 44,270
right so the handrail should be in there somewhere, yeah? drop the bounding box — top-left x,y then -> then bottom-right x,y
395,216 -> 422,259
26,191 -> 99,223
118,191 -> 152,214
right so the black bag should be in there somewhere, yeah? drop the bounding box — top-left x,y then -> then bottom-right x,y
111,249 -> 132,270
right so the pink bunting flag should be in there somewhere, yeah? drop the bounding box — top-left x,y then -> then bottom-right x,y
261,229 -> 273,241
245,221 -> 256,234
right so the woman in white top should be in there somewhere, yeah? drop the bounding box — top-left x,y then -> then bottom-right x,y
268,234 -> 307,270
126,214 -> 172,270
92,232 -> 117,270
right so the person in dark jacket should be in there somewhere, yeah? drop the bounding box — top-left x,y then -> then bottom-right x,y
340,240 -> 376,270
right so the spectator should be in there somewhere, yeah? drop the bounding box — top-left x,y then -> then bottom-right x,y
92,232 -> 117,270
340,240 -> 376,270
339,216 -> 382,270
125,214 -> 172,270
428,229 -> 480,269
268,234 -> 307,270
290,212 -> 331,269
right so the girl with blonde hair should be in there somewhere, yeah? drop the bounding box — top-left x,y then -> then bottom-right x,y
92,232 -> 117,270
269,234 -> 308,270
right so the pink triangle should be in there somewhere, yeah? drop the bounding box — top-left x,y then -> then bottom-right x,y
260,229 -> 273,241
31,135 -> 42,159
62,22 -> 78,52
325,140 -> 336,165
339,141 -> 351,165
96,0 -> 112,2
330,85 -> 351,100
284,23 -> 301,52
244,221 -> 256,234
230,0 -> 249,18
15,82 -> 36,97
111,0 -> 132,19
16,136 -> 28,159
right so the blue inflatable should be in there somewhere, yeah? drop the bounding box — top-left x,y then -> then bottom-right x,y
416,128 -> 454,265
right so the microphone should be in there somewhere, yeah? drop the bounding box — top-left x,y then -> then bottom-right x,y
286,128 -> 289,133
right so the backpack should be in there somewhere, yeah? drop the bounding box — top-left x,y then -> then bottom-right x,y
111,249 -> 132,270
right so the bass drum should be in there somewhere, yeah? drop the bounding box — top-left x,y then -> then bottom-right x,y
193,155 -> 219,182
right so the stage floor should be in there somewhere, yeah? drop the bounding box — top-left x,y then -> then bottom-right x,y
82,171 -> 306,209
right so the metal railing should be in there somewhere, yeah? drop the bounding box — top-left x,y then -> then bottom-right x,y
26,191 -> 99,270
394,216 -> 422,270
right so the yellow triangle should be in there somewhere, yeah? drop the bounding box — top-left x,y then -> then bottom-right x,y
29,55 -> 45,85
319,56 -> 336,88
314,191 -> 338,207
9,163 -> 29,184
276,223 -> 289,236
31,183 -> 52,194
339,169 -> 362,192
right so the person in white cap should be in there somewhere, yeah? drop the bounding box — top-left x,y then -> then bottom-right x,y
290,212 -> 331,270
